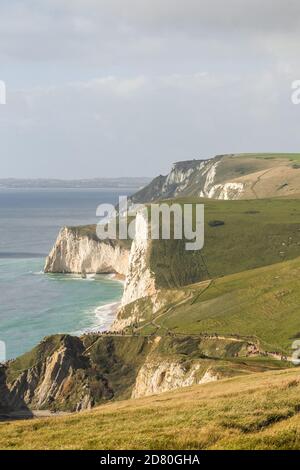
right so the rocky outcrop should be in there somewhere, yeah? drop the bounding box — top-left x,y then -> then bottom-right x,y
44,226 -> 129,276
131,360 -> 219,398
120,211 -> 156,307
130,153 -> 300,203
5,335 -> 104,412
110,211 -> 157,330
1,332 -> 280,412
131,157 -> 222,203
3,334 -> 151,412
1,335 -> 224,411
201,181 -> 245,200
44,217 -> 157,316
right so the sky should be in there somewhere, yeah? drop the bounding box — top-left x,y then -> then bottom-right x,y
1,0 -> 300,178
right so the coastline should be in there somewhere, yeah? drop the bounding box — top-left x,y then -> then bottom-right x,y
1,263 -> 124,359
0,187 -> 129,360
73,273 -> 125,335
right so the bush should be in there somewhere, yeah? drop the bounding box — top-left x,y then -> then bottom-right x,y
208,220 -> 225,227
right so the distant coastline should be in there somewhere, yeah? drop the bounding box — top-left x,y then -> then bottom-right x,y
0,177 -> 151,190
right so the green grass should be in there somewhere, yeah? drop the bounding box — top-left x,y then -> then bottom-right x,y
67,224 -> 132,250
7,335 -> 64,382
1,368 -> 300,449
67,198 -> 300,291
138,256 -> 300,354
148,197 -> 300,289
235,153 -> 300,162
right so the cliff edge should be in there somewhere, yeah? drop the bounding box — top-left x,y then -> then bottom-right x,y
44,225 -> 130,277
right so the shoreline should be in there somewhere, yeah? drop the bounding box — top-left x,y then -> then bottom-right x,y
75,272 -> 124,335
2,265 -> 124,360
74,301 -> 120,336
106,272 -> 126,284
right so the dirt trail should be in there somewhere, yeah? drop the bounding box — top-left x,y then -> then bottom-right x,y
250,168 -> 273,199
82,278 -> 290,363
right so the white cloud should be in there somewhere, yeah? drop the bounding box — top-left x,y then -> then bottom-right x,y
1,68 -> 299,178
0,1 -> 300,177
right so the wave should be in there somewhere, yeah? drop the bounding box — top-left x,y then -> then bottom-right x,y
46,273 -> 96,282
73,301 -> 120,336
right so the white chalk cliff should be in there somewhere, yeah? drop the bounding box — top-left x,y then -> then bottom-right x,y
132,358 -> 219,398
120,211 -> 156,306
44,213 -> 157,316
44,226 -> 129,277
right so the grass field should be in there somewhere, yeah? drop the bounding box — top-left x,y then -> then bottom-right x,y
148,198 -> 300,289
235,153 -> 300,162
1,368 -> 300,450
138,256 -> 300,354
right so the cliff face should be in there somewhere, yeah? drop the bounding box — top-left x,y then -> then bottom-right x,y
120,211 -> 156,307
2,334 -> 257,412
6,335 -> 98,412
131,359 -> 218,398
131,157 -> 223,203
130,153 -> 300,203
130,155 -> 249,202
44,217 -> 157,315
44,226 -> 129,277
2,334 -> 152,413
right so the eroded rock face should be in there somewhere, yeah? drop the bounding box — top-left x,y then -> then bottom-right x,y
44,219 -> 157,319
6,335 -> 102,412
130,155 -> 247,203
131,153 -> 300,203
131,360 -> 219,398
121,211 -> 156,307
2,334 -> 152,413
1,333 -> 271,412
44,226 -> 129,276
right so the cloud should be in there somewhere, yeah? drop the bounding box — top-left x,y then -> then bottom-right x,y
0,1 -> 300,177
1,0 -> 300,65
0,68 -> 299,178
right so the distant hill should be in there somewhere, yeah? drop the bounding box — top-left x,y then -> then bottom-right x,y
131,153 -> 300,203
0,177 -> 151,190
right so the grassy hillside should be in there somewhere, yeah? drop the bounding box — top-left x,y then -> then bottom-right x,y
64,198 -> 300,290
1,368 -> 300,450
137,256 -> 300,354
131,153 -> 300,203
235,152 -> 300,162
148,197 -> 300,289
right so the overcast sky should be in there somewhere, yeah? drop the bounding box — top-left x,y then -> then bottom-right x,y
0,0 -> 300,178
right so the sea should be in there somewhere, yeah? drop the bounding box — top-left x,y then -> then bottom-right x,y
0,188 -> 132,360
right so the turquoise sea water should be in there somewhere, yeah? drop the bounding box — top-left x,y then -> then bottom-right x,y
0,188 -> 130,359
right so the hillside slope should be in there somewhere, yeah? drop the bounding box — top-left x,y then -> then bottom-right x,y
131,153 -> 300,203
1,368 -> 300,450
136,255 -> 300,353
